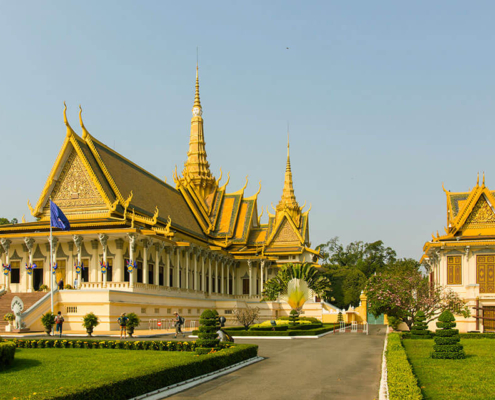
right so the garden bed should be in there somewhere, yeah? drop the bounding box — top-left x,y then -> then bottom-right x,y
193,324 -> 340,337
403,338 -> 495,399
0,343 -> 258,400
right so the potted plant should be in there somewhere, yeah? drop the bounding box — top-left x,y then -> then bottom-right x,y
126,313 -> 140,337
3,313 -> 15,332
82,312 -> 99,336
38,284 -> 49,292
41,312 -> 55,336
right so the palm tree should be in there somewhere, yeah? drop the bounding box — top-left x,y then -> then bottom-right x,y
279,278 -> 312,313
263,263 -> 331,301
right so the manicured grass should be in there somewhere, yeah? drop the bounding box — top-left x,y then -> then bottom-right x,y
403,339 -> 495,400
0,345 -> 256,400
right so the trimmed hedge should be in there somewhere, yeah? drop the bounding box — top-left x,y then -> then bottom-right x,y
386,333 -> 422,400
402,332 -> 495,339
249,326 -> 289,331
50,344 -> 258,400
431,310 -> 465,359
0,341 -> 16,368
410,311 -> 431,339
223,325 -> 335,337
196,309 -> 220,353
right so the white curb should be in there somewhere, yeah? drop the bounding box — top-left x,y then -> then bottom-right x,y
379,327 -> 389,400
130,356 -> 264,400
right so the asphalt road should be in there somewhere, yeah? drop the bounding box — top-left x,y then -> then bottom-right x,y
165,325 -> 386,400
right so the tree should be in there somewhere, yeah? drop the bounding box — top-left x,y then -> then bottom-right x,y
365,269 -> 470,330
196,309 -> 220,355
262,263 -> 332,301
0,218 -> 18,225
410,311 -> 430,339
233,305 -> 260,330
431,310 -> 465,359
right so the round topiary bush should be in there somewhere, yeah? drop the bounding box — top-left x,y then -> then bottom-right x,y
289,309 -> 299,326
431,310 -> 465,359
411,311 -> 431,339
196,309 -> 220,355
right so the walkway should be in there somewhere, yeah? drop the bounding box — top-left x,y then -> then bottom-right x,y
166,325 -> 386,400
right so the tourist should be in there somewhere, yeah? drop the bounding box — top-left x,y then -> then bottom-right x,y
58,279 -> 64,290
73,276 -> 79,288
118,313 -> 128,339
54,311 -> 64,337
174,312 -> 185,338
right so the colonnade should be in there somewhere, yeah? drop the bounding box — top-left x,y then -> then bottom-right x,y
0,233 -> 273,297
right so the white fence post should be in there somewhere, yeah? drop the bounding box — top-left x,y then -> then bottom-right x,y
352,321 -> 357,333
339,321 -> 345,333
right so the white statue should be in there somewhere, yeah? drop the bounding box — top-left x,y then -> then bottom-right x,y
11,296 -> 24,330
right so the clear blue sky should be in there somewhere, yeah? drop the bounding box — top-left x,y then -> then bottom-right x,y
1,1 -> 494,260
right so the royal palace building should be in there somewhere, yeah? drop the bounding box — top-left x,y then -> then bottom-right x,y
422,174 -> 495,333
0,66 -> 322,332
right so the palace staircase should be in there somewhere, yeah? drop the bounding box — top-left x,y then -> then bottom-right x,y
0,291 -> 46,332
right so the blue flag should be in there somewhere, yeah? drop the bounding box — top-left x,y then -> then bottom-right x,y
50,200 -> 70,231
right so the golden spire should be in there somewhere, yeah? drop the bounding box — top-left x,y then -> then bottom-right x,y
179,62 -> 216,199
276,129 -> 301,225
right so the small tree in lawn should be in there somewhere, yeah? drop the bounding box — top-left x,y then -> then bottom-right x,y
289,310 -> 299,326
431,310 -> 465,359
337,311 -> 343,323
233,305 -> 260,330
196,309 -> 220,355
410,311 -> 430,339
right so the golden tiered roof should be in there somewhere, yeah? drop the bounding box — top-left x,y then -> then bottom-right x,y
0,65 -> 320,260
422,173 -> 495,261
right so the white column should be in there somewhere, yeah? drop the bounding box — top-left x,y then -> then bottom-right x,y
260,260 -> 265,295
25,237 -> 35,293
201,251 -> 206,292
155,242 -> 165,286
165,247 -> 171,287
74,235 -> 83,288
208,256 -> 212,295
175,248 -> 181,288
215,256 -> 219,293
232,262 -> 236,295
91,240 -> 99,282
221,258 -> 225,294
185,249 -> 190,290
194,249 -> 201,290
248,259 -> 253,297
142,238 -> 153,285
114,238 -> 124,282
128,233 -> 137,288
99,234 -> 108,287
2,239 -> 11,291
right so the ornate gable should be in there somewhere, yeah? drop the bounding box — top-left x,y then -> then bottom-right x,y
271,218 -> 300,246
41,149 -> 107,217
462,195 -> 495,230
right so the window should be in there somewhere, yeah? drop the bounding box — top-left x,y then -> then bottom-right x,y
106,258 -> 113,282
148,263 -> 154,285
197,309 -> 200,314
167,308 -> 171,314
242,278 -> 249,294
159,266 -> 164,286
81,258 -> 89,283
33,260 -> 44,291
10,261 -> 20,284
477,255 -> 495,293
141,308 -> 146,314
225,310 -> 233,315
188,309 -> 191,314
447,256 -> 462,285
154,308 -> 159,314
66,306 -> 77,313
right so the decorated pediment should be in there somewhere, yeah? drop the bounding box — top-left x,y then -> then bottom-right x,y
461,194 -> 495,231
49,150 -> 107,211
270,218 -> 301,246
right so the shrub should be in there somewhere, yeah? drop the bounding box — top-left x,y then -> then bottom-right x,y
82,313 -> 99,335
233,305 -> 260,330
38,284 -> 49,292
127,313 -> 140,329
410,311 -> 431,339
3,313 -> 14,322
41,312 -> 55,333
431,310 -> 465,359
337,311 -> 343,323
386,333 -> 422,400
196,309 -> 220,354
387,316 -> 402,331
289,309 -> 299,326
0,341 -> 16,368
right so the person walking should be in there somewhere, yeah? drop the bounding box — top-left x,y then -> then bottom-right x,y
174,312 -> 185,338
118,313 -> 128,339
54,311 -> 64,337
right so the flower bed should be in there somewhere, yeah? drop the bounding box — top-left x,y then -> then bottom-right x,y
3,338 -> 236,352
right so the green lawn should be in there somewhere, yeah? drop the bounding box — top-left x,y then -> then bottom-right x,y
0,347 -> 251,400
403,339 -> 495,400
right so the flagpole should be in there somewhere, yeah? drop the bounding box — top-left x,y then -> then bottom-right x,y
50,198 -> 54,314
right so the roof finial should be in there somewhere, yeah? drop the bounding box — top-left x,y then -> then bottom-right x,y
286,122 -> 291,172
192,48 -> 202,116
483,171 -> 485,186
63,101 -> 74,137
79,105 -> 89,139
477,172 -> 480,186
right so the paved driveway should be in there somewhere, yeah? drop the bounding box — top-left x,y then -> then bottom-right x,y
166,325 -> 386,400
